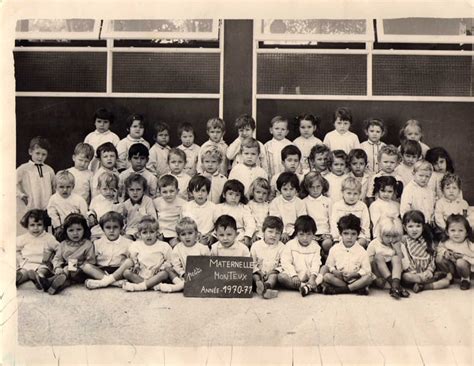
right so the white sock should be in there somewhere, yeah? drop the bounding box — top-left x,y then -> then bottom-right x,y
123,281 -> 147,292
101,275 -> 116,286
159,282 -> 184,293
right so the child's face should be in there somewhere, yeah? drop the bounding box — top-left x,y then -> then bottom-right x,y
413,169 -> 431,187
381,232 -> 399,247
208,127 -> 224,143
155,130 -> 170,147
127,181 -> 145,202
341,229 -> 358,248
402,153 -> 418,167
299,119 -> 316,139
378,186 -> 395,201
224,189 -> 241,206
252,186 -> 268,203
312,152 -> 328,172
238,126 -> 254,139
95,118 -> 110,133
192,186 -> 209,205
331,157 -> 346,176
103,220 -> 121,241
241,146 -> 259,167
56,180 -> 74,199
447,222 -> 467,244
168,154 -> 185,175
130,154 -> 148,172
280,182 -> 297,201
72,153 -> 91,171
202,156 -> 219,175
181,131 -> 194,147
29,146 -> 48,164
178,228 -> 198,247
308,180 -> 323,198
334,118 -> 351,134
297,231 -> 314,247
405,126 -> 421,141
283,154 -> 300,173
66,223 -> 85,242
129,120 -> 145,139
27,218 -> 44,237
215,226 -> 237,248
366,125 -> 383,143
379,153 -> 398,174
342,188 -> 360,205
404,221 -> 423,240
443,182 -> 460,201
100,151 -> 117,170
263,227 -> 281,245
350,158 -> 366,177
100,185 -> 117,200
139,227 -> 159,246
269,121 -> 289,141
433,157 -> 447,173
160,185 -> 178,203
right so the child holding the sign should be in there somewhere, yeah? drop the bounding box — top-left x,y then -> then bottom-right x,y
210,215 -> 250,257
251,216 -> 285,299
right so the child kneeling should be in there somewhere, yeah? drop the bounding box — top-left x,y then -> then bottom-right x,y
322,214 -> 374,295
278,215 -> 324,297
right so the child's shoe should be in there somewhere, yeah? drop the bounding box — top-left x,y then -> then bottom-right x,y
263,289 -> 278,299
255,281 -> 265,297
356,287 -> 370,296
389,287 -> 401,299
322,284 -> 336,295
460,279 -> 471,290
122,281 -> 147,292
47,274 -> 67,295
398,287 -> 410,298
412,283 -> 424,293
28,270 -> 43,290
299,284 -> 311,297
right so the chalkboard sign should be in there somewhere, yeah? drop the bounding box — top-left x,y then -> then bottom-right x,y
183,256 -> 253,298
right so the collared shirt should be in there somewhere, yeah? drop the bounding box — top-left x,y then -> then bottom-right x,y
264,138 -> 293,179
177,143 -> 200,176
84,130 -> 120,151
119,167 -> 158,199
361,140 -> 386,174
116,136 -> 150,171
123,195 -> 157,235
400,180 -> 436,223
303,195 -> 331,235
326,242 -> 371,277
228,164 -> 268,197
434,196 -> 469,229
17,160 -> 55,210
268,195 -> 307,235
148,143 -> 171,177
47,193 -> 88,229
330,200 -> 370,241
293,136 -> 323,174
182,200 -> 216,235
172,242 -> 210,276
251,239 -> 285,275
323,130 -> 360,154
280,238 -> 322,280
214,203 -> 256,239
94,235 -> 132,267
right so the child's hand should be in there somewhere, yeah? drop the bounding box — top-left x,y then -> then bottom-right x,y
453,252 -> 464,260
242,236 -> 251,248
54,268 -> 64,275
292,275 -> 301,288
281,233 -> 290,243
20,194 -> 28,206
251,233 -> 261,244
201,233 -> 212,246
87,215 -> 97,227
332,270 -> 343,279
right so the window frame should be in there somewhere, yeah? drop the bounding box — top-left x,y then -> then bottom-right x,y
15,19 -> 102,40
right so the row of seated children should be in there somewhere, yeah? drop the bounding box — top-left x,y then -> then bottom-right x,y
17,207 -> 474,298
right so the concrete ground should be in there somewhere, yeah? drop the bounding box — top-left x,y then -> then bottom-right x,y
10,279 -> 473,365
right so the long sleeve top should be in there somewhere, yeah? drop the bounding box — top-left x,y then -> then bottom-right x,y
437,239 -> 474,271
67,167 -> 93,204
203,171 -> 227,204
17,161 -> 55,210
434,196 -> 469,229
214,203 -> 256,239
93,235 -> 132,267
394,163 -> 414,188
52,239 -> 95,270
264,138 -> 293,179
369,199 -> 400,237
293,136 -> 323,174
147,143 -> 170,177
210,242 -> 250,257
116,136 -> 150,171
226,138 -> 268,173
251,239 -> 285,275
303,195 -> 331,235
247,201 -> 269,238
171,242 -> 210,277
323,130 -> 360,154
400,235 -> 436,277
330,200 -> 370,241
153,196 -> 185,238
182,200 -> 216,235
280,238 -> 322,280
177,143 -> 200,177
400,180 -> 436,223
128,239 -> 172,279
268,195 -> 307,236
47,193 -> 88,229
326,242 -> 371,277
16,231 -> 59,270
123,196 -> 157,235
228,164 -> 268,197
325,172 -> 349,204
361,140 -> 386,174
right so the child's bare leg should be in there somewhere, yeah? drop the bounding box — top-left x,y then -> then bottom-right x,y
347,274 -> 373,291
145,270 -> 168,289
266,273 -> 278,289
423,274 -> 452,291
277,273 -> 299,290
123,269 -> 144,283
156,268 -> 184,292
323,273 -> 346,287
253,273 -> 265,296
402,272 -> 422,284
455,259 -> 471,290
16,269 -> 30,286
82,263 -> 106,279
321,238 -> 333,255
436,257 -> 456,277
85,259 -> 133,289
122,269 -> 168,292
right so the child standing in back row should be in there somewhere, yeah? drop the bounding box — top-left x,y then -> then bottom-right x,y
293,114 -> 323,175
323,107 -> 360,154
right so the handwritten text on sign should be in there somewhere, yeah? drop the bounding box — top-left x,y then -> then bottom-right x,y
184,256 -> 253,298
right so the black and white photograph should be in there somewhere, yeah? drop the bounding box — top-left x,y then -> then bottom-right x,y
1,1 -> 473,364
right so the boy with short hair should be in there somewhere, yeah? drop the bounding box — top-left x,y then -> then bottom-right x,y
395,139 -> 422,187
323,107 -> 360,154
67,142 -> 94,204
360,118 -> 386,174
264,116 -> 293,179
322,214 -> 373,295
47,170 -> 88,231
200,146 -> 228,204
148,121 -> 171,177
347,148 -> 370,201
228,137 -> 268,197
91,142 -> 120,198
197,117 -> 228,176
17,136 -> 56,210
177,122 -> 200,176
269,145 -> 303,199
210,215 -> 250,256
118,143 -> 158,199
83,211 -> 133,289
182,175 -> 216,246
226,114 -> 268,172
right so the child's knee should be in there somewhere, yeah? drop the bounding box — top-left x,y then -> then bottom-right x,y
455,258 -> 470,270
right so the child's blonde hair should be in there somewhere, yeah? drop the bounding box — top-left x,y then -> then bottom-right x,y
137,215 -> 159,233
413,159 -> 433,173
206,117 -> 225,132
248,177 -> 270,201
201,145 -> 223,163
56,170 -> 75,186
97,171 -> 119,189
240,137 -> 260,153
377,144 -> 401,163
377,217 -> 403,240
176,217 -> 198,236
270,115 -> 288,127
341,176 -> 362,193
300,171 -> 329,198
400,119 -> 423,142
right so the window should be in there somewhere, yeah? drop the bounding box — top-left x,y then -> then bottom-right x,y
15,19 -> 101,40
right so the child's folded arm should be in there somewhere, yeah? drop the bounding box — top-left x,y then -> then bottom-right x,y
280,246 -> 297,278
226,139 -> 241,161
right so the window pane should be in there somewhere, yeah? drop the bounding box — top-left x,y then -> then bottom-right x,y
16,19 -> 96,32
261,19 -> 367,35
383,18 -> 473,36
110,19 -> 213,33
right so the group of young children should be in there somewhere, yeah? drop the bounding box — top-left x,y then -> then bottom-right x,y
16,107 -> 474,299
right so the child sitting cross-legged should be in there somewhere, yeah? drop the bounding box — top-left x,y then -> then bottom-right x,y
121,216 -> 171,292
269,172 -> 307,243
278,215 -> 324,297
322,214 -> 374,295
367,217 -> 410,299
156,217 -> 210,293
210,215 -> 251,257
82,211 -> 133,289
251,216 -> 285,299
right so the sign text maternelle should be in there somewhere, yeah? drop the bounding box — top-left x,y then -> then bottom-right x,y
183,256 -> 253,298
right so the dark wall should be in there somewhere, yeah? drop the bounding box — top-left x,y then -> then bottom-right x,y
257,100 -> 474,204
16,97 -> 219,171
